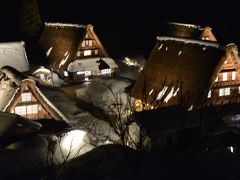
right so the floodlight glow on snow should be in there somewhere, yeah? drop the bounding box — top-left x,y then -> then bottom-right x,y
61,129 -> 86,152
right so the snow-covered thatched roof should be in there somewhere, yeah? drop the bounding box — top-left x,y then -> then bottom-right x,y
131,36 -> 225,109
0,67 -> 119,142
67,57 -> 118,72
39,22 -> 87,74
160,22 -> 217,41
0,111 -> 41,138
0,41 -> 29,72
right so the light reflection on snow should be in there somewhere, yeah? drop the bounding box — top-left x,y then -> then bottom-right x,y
60,129 -> 86,152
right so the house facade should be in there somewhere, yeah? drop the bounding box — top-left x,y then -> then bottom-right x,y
207,44 -> 240,105
65,24 -> 118,82
131,22 -> 240,111
39,23 -> 118,83
5,79 -> 66,121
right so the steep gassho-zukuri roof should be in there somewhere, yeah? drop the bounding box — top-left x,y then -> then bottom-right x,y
131,36 -> 225,109
0,67 -> 118,142
0,111 -> 41,137
67,57 -> 118,72
39,22 -> 87,74
0,41 -> 30,72
160,22 -> 217,41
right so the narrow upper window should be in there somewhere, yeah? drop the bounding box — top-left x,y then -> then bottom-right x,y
22,92 -> 31,102
232,71 -> 236,80
222,72 -> 228,81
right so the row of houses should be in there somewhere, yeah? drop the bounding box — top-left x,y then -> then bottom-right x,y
1,21 -> 240,150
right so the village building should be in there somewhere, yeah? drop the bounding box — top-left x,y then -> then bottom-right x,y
0,111 -> 41,144
0,66 -> 119,145
131,35 -> 225,111
0,41 -> 29,72
131,22 -> 240,111
39,23 -> 118,83
207,44 -> 240,105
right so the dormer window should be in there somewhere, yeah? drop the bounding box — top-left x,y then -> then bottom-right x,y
22,92 -> 31,102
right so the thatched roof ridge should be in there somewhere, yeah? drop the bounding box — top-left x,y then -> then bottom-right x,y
168,22 -> 202,30
156,36 -> 220,48
160,22 -> 217,41
45,22 -> 86,29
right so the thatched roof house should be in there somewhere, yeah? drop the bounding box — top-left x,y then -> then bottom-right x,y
0,111 -> 41,144
39,23 -> 86,74
160,22 -> 217,41
0,67 -> 119,142
131,36 -> 225,109
0,42 -> 29,72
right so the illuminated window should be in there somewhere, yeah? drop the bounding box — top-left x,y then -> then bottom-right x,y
39,74 -> 45,81
15,106 -> 27,115
77,71 -> 84,75
207,90 -> 211,98
27,104 -> 38,114
64,71 -> 69,77
232,71 -> 236,80
219,87 -> 230,96
224,59 -> 228,64
22,92 -> 31,102
84,50 -> 91,56
215,76 -> 218,82
222,72 -> 228,81
95,49 -> 98,55
100,69 -> 112,75
89,40 -> 92,46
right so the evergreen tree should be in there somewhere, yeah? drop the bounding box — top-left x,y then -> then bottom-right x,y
19,0 -> 43,39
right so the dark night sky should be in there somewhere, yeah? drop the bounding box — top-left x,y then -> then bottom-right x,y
0,0 -> 240,58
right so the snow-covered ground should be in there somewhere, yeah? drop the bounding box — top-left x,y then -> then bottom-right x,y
76,78 -> 131,109
116,55 -> 145,80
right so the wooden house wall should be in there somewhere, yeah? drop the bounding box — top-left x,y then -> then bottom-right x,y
209,53 -> 240,104
8,83 -> 52,120
77,27 -> 107,58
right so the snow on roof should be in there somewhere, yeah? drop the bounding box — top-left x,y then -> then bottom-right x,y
156,36 -> 221,48
76,79 -> 131,109
0,41 -> 29,72
38,85 -> 119,142
167,22 -> 202,29
45,22 -> 86,29
32,66 -> 51,75
35,86 -> 69,122
67,57 -> 118,72
0,111 -> 41,137
0,112 -> 17,136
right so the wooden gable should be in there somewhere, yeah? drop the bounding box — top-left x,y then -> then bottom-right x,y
214,45 -> 240,85
209,44 -> 240,104
199,26 -> 217,41
77,24 -> 109,58
5,79 -> 64,121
